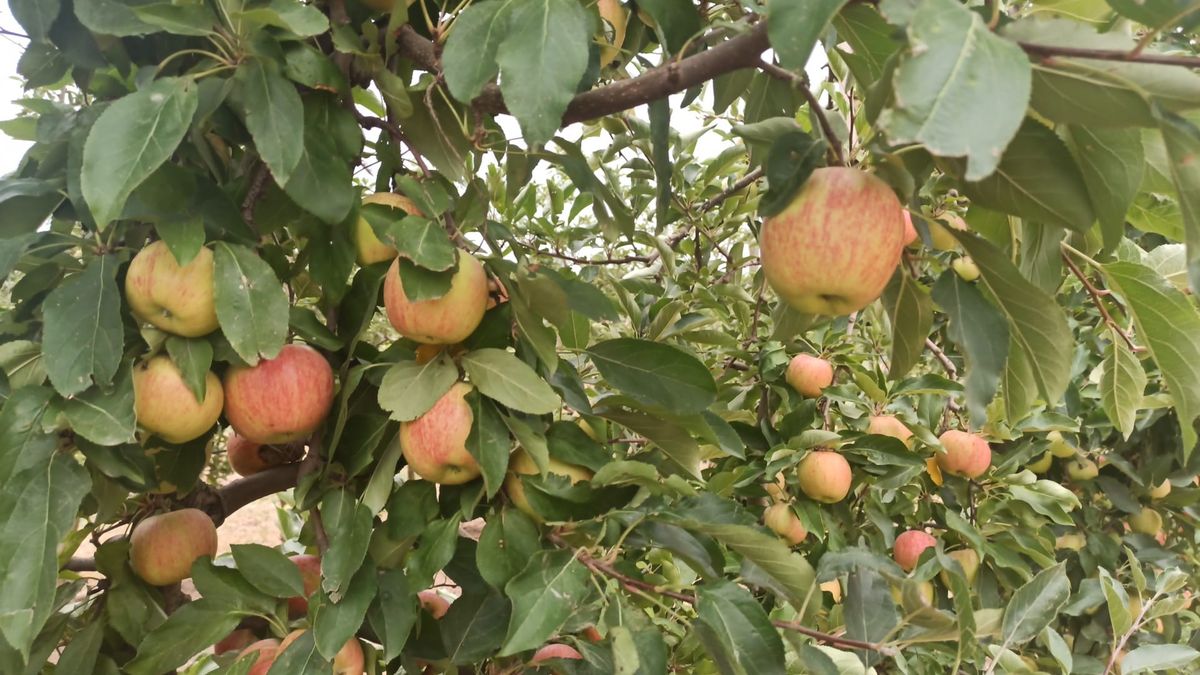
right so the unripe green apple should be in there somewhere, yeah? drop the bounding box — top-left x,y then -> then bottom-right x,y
1066,457 -> 1099,481
224,344 -> 335,444
893,530 -> 936,571
280,630 -> 364,674
939,548 -> 980,586
796,450 -> 852,503
936,430 -> 991,479
1129,507 -> 1163,536
355,192 -> 422,265
763,503 -> 807,545
384,251 -> 489,344
133,356 -> 223,444
401,382 -> 481,484
785,354 -> 833,398
951,256 -> 980,282
926,220 -> 959,251
1027,451 -> 1053,474
1148,479 -> 1172,500
759,167 -> 905,316
124,241 -> 219,337
530,643 -> 583,665
286,554 -> 321,618
1046,430 -> 1078,458
890,579 -> 935,607
129,508 -> 217,585
419,588 -> 452,619
505,447 -> 593,519
1055,532 -> 1086,551
867,415 -> 913,445
238,639 -> 280,675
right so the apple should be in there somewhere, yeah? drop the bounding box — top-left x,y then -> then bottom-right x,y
129,508 -> 217,586
891,580 -> 935,607
384,251 -> 489,344
214,628 -> 258,655
819,579 -> 842,603
225,433 -> 295,477
401,382 -> 482,484
763,472 -> 788,503
287,554 -> 321,618
1055,533 -> 1086,551
927,216 -> 963,251
355,192 -> 422,265
951,256 -> 980,282
867,415 -> 913,445
763,503 -> 807,545
1066,457 -> 1099,481
1046,430 -> 1077,458
785,354 -> 833,398
936,430 -> 991,479
939,548 -> 980,586
238,639 -> 280,675
1129,507 -> 1163,536
577,418 -> 601,441
1027,451 -> 1053,474
279,630 -> 364,675
530,643 -> 583,664
902,210 -> 919,247
1148,479 -> 1172,500
224,344 -> 335,444
893,530 -> 936,571
582,625 -> 603,643
796,450 -> 852,503
418,588 -> 452,619
505,447 -> 593,519
133,356 -> 223,444
124,240 -> 219,337
759,167 -> 905,316
597,0 -> 627,66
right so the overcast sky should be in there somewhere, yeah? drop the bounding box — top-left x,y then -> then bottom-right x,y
0,8 -> 32,176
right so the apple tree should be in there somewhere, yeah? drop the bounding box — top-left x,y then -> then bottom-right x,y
2,0 -> 1200,672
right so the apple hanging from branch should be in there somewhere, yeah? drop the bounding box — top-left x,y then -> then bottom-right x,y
223,344 -> 335,444
128,508 -> 218,586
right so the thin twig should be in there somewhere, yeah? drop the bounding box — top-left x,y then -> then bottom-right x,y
1130,2 -> 1200,57
1018,41 -> 1200,68
700,167 -> 764,211
240,163 -> 270,232
1060,250 -> 1143,353
925,338 -> 957,379
756,60 -> 847,166
356,112 -> 432,177
532,247 -> 651,265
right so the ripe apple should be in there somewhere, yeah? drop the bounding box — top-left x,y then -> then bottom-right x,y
1027,451 -> 1053,474
287,554 -> 321,618
1066,457 -> 1099,481
867,415 -> 912,445
224,344 -> 335,444
505,447 -> 593,518
418,588 -> 451,619
597,0 -> 627,66
133,356 -> 223,444
785,354 -> 833,398
355,192 -> 422,265
820,579 -> 842,603
238,639 -> 280,675
1148,479 -> 1172,500
1046,430 -> 1077,458
936,430 -> 991,479
763,472 -> 788,503
124,240 -> 219,337
280,630 -> 364,675
759,167 -> 905,316
893,530 -> 936,571
796,450 -> 852,503
530,643 -> 583,664
384,251 -> 489,344
952,256 -> 980,282
214,628 -> 257,655
902,210 -> 919,247
226,433 -> 293,477
939,548 -> 980,586
1129,507 -> 1163,536
582,625 -> 603,643
129,508 -> 217,586
401,382 -> 481,484
763,503 -> 807,545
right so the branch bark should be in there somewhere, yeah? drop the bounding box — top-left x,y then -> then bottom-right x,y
1017,41 -> 1200,68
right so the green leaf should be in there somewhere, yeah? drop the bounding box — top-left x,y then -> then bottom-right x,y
462,349 -> 561,415
61,364 -> 136,446
231,544 -> 304,598
587,338 -> 717,416
236,59 -> 305,186
190,558 -> 277,615
320,490 -> 373,600
267,628 -> 329,675
82,77 -> 198,228
443,0 -> 514,102
212,243 -> 289,365
844,568 -> 899,667
42,254 -> 123,397
1099,567 -> 1132,636
1100,261 -> 1200,457
758,131 -> 826,218
312,564 -> 377,660
0,388 -> 90,660
396,258 -> 455,301
153,216 -> 205,267
931,272 -> 1009,426
0,233 -> 35,282
441,591 -> 512,664
477,509 -> 542,590
1001,562 -> 1070,646
10,0 -> 60,42
649,98 -> 671,232
597,406 -> 701,478
368,569 -> 416,662
56,619 -> 103,674
880,0 -> 1030,180
408,517 -> 461,588
1063,126 -> 1143,252
1154,110 -> 1200,294
495,0 -> 591,145
1145,243 -> 1190,292
695,581 -> 786,675
124,600 -> 242,675
768,0 -> 849,71
164,336 -> 212,404
465,391 -> 511,499
236,0 -> 329,37
378,354 -> 458,422
1100,328 -> 1146,439
361,209 -> 456,271
498,550 -> 591,656
955,120 -> 1096,232
638,0 -> 701,54
75,0 -> 159,36
282,99 -> 356,225
882,270 -> 933,380
131,4 -> 217,36
1120,645 -> 1200,675
954,231 -> 1074,406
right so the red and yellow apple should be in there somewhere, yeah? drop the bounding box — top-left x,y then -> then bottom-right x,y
279,630 -> 364,675
759,167 -> 905,316
400,382 -> 481,484
763,472 -> 788,503
1129,507 -> 1163,536
763,503 -> 807,545
867,415 -> 912,445
418,588 -> 451,619
939,548 -> 980,586
124,241 -> 219,337
893,530 -> 936,571
597,0 -> 627,66
384,251 -> 489,344
505,447 -> 593,519
796,450 -> 852,503
238,639 -> 280,675
936,430 -> 991,479
226,433 -> 294,477
355,192 -> 422,265
530,643 -> 583,665
129,508 -> 217,585
133,356 -> 223,444
902,210 -> 918,247
785,354 -> 833,398
224,344 -> 334,444
214,628 -> 258,655
287,554 -> 321,618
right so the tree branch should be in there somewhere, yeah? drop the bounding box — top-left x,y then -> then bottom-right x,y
701,167 -> 764,212
756,60 -> 847,166
1017,41 -> 1200,68
1060,249 -> 1143,353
